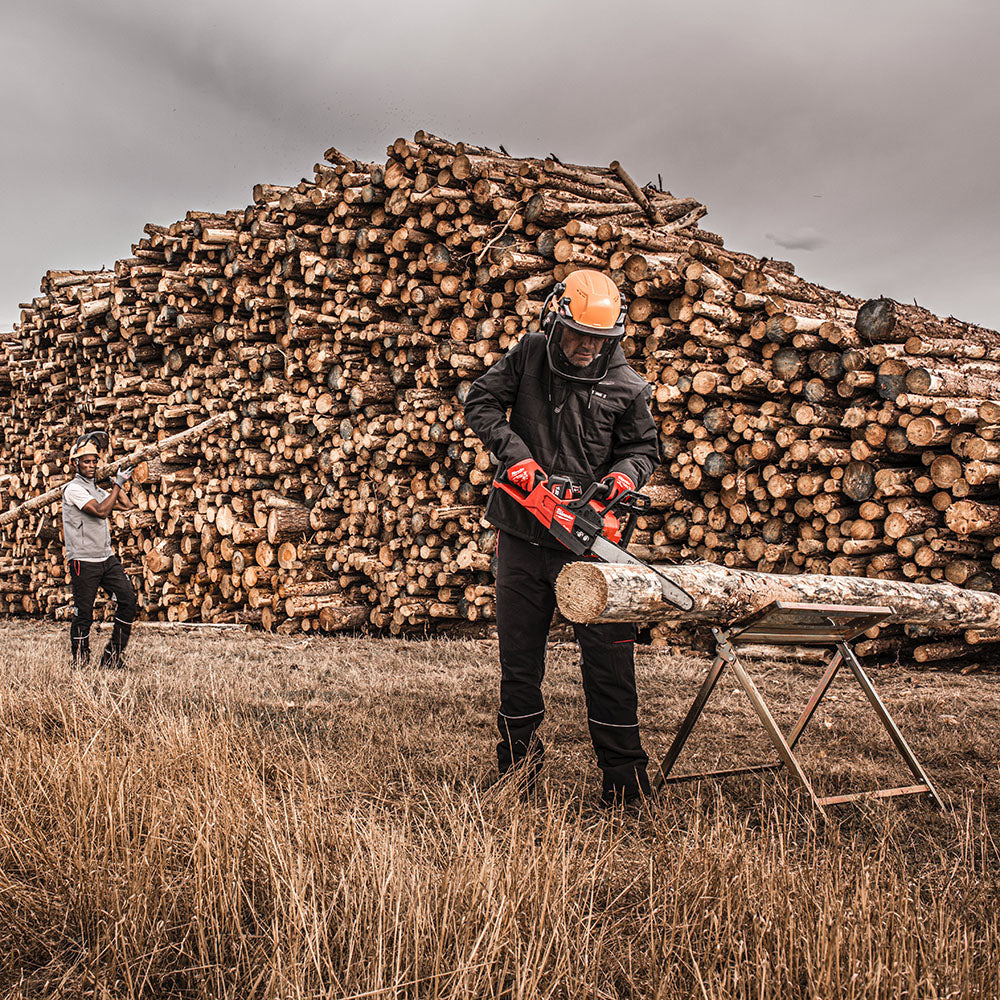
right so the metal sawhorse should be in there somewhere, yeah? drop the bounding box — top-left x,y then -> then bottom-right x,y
652,601 -> 945,818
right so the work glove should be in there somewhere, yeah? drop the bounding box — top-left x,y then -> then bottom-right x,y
113,466 -> 133,488
601,471 -> 635,501
506,458 -> 547,492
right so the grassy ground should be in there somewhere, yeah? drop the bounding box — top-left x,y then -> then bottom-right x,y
1,621 -> 998,999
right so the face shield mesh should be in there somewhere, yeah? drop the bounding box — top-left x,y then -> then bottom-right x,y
545,317 -> 621,383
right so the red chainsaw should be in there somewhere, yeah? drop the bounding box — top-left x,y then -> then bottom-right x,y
495,474 -> 694,611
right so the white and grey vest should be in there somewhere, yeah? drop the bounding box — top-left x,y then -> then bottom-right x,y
62,475 -> 113,562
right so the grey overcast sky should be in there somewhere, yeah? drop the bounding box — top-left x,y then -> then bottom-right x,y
2,0 -> 998,332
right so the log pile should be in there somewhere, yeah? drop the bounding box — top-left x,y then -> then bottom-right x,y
2,130 -> 1000,665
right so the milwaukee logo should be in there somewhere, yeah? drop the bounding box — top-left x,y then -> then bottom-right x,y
553,507 -> 574,531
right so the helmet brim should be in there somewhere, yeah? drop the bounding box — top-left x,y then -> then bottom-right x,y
551,313 -> 624,339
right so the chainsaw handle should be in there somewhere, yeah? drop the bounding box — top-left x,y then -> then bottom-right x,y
607,489 -> 648,546
559,480 -> 648,515
563,485 -> 650,548
546,475 -> 575,500
562,478 -> 612,506
615,489 -> 650,513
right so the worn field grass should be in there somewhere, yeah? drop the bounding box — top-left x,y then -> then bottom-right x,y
1,620 -> 998,999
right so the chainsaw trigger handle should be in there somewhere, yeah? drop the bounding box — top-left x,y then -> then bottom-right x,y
546,475 -> 573,500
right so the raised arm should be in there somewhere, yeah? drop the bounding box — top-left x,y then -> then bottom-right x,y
81,467 -> 135,518
113,489 -> 135,512
81,485 -> 125,520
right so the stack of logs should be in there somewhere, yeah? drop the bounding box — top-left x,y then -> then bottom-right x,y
2,131 -> 1000,667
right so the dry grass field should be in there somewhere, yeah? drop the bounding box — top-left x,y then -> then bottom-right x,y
1,620 -> 998,999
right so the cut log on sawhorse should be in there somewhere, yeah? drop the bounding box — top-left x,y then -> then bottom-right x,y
652,601 -> 945,819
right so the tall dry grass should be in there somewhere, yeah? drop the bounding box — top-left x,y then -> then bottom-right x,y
1,622 -> 998,999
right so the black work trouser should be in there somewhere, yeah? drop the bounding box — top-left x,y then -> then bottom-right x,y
69,556 -> 138,668
494,531 -> 651,803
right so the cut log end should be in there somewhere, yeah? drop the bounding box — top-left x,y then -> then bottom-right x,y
555,562 -> 613,622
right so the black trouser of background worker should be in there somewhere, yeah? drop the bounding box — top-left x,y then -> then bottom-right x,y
69,555 -> 137,668
494,530 -> 651,804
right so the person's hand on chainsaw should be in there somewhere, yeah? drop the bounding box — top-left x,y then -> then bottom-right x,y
506,458 -> 547,492
600,471 -> 635,501
113,466 -> 133,489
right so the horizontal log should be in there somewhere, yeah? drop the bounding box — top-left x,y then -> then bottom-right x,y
554,560 -> 1000,630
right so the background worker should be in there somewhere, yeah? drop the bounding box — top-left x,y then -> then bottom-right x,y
464,269 -> 660,806
61,434 -> 137,668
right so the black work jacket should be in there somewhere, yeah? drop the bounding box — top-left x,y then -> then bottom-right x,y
464,333 -> 660,548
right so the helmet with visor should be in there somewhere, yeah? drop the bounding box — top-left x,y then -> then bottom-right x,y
541,269 -> 626,383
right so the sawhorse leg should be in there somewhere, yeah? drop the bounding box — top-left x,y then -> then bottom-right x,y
836,642 -> 945,810
787,647 -> 844,749
652,652 -> 727,790
653,633 -> 821,813
723,638 -> 827,818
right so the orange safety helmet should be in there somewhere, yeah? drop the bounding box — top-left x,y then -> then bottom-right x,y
542,269 -> 626,383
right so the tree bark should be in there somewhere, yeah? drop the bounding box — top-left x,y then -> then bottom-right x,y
554,560 -> 1000,630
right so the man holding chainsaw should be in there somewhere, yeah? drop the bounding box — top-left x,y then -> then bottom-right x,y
61,433 -> 137,669
465,268 -> 662,805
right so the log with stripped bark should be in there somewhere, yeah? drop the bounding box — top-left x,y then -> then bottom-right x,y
554,560 -> 1000,631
